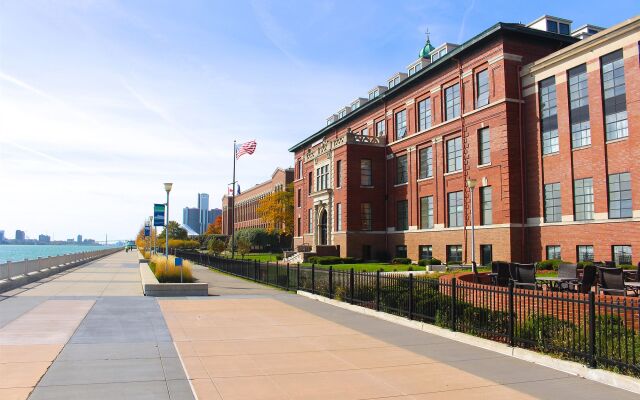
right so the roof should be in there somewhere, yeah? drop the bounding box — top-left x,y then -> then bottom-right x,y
288,22 -> 577,153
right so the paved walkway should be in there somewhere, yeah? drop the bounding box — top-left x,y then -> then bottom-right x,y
1,253 -> 638,399
0,251 -> 193,400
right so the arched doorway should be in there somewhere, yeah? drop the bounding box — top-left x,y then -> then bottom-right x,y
318,209 -> 328,245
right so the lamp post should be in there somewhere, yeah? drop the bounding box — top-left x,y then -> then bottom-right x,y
467,178 -> 477,273
164,183 -> 173,268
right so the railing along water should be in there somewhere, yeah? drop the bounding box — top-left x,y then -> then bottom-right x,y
175,250 -> 640,377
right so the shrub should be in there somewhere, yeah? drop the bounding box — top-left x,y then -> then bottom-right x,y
275,254 -> 284,261
446,260 -> 462,266
536,259 -> 568,271
309,256 -> 343,265
418,258 -> 443,266
149,255 -> 194,283
577,261 -> 594,268
207,238 -> 226,255
392,257 -> 411,265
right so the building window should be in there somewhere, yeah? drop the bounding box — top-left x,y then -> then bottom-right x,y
480,245 -> 493,266
608,172 -> 632,219
308,172 -> 312,194
419,245 -> 432,261
478,128 -> 490,165
445,83 -> 461,120
336,160 -> 342,188
396,154 -> 408,184
361,127 -> 369,136
540,77 -> 559,155
376,120 -> 386,136
369,88 -> 379,100
612,245 -> 632,265
476,69 -> 489,108
446,137 -> 462,173
420,196 -> 434,229
480,186 -> 492,225
601,50 -> 628,141
447,245 -> 462,263
568,64 -> 591,148
396,200 -> 408,231
297,159 -> 303,179
418,98 -> 432,131
361,203 -> 372,231
297,188 -> 301,207
361,159 -> 372,186
395,109 -> 407,140
574,178 -> 594,221
336,203 -> 342,232
396,245 -> 407,258
577,245 -> 594,262
297,217 -> 301,236
544,183 -> 561,223
547,245 -> 561,260
308,209 -> 313,234
316,165 -> 329,191
448,191 -> 463,227
419,147 -> 433,179
388,76 -> 401,89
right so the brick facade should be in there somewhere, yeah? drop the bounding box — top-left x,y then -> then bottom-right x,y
289,18 -> 639,264
222,168 -> 294,235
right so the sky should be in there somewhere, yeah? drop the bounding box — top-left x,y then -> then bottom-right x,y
0,1 -> 638,242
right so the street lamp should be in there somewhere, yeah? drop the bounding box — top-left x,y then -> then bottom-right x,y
466,178 -> 477,273
164,183 -> 173,267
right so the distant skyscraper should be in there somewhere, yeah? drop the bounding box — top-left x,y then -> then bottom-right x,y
77,234 -> 83,243
208,208 -> 222,227
182,207 -> 200,233
0,230 -> 4,242
198,193 -> 210,234
38,234 -> 51,243
15,230 -> 25,241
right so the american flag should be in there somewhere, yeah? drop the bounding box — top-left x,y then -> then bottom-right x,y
235,140 -> 257,159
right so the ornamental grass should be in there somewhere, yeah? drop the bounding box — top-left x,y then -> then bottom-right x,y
150,255 -> 194,283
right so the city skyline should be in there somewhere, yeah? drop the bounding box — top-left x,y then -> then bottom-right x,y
1,1 -> 638,240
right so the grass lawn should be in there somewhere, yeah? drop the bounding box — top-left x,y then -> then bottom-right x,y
229,253 -> 281,262
302,263 -> 417,272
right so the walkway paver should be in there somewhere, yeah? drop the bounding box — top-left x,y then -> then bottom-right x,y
0,251 -> 194,400
160,265 -> 640,400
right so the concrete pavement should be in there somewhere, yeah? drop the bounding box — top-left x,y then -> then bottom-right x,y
1,252 -> 638,399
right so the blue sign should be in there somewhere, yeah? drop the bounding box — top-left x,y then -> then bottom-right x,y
154,204 -> 165,227
144,226 -> 150,237
175,257 -> 183,267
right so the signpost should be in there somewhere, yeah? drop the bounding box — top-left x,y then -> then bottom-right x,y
175,257 -> 183,283
154,204 -> 166,227
144,225 -> 150,237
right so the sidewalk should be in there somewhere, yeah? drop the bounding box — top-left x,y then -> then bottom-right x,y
0,251 -> 193,400
163,265 -> 639,400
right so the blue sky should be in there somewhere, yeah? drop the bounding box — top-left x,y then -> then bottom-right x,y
0,1 -> 638,241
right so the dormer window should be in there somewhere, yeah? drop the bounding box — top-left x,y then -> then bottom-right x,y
388,76 -> 400,89
338,110 -> 346,118
528,15 -> 572,36
369,89 -> 379,100
350,97 -> 368,111
387,73 -> 407,90
547,20 -> 570,35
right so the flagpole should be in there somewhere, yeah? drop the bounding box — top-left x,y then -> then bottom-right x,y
231,140 -> 236,259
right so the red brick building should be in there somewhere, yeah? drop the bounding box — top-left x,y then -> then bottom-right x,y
289,15 -> 639,265
222,168 -> 294,235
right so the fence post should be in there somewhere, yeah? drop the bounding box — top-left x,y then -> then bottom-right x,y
254,260 -> 258,282
311,264 -> 315,294
450,277 -> 457,332
297,263 -> 300,290
286,263 -> 290,291
508,280 -> 515,347
408,273 -> 414,320
588,291 -> 596,368
349,268 -> 354,304
328,266 -> 333,299
376,270 -> 381,312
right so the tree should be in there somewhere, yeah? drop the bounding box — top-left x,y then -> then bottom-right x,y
257,183 -> 294,236
159,221 -> 188,241
206,215 -> 222,235
236,237 -> 251,258
207,238 -> 225,255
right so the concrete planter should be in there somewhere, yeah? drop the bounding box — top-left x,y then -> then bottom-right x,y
139,262 -> 208,296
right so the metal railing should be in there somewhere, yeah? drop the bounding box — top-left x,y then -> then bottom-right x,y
176,251 -> 640,377
0,248 -> 121,281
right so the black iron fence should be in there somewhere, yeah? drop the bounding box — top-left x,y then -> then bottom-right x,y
176,251 -> 640,377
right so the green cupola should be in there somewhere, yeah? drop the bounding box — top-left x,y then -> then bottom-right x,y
419,37 -> 435,59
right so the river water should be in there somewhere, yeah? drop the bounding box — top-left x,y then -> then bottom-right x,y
0,244 -> 120,263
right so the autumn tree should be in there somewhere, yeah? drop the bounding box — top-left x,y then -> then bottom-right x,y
257,183 -> 294,236
206,215 -> 222,234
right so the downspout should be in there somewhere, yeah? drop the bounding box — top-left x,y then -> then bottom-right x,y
383,98 -> 389,257
455,58 -> 468,263
517,65 -> 527,262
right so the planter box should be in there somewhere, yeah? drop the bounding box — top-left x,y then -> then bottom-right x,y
139,262 -> 208,296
